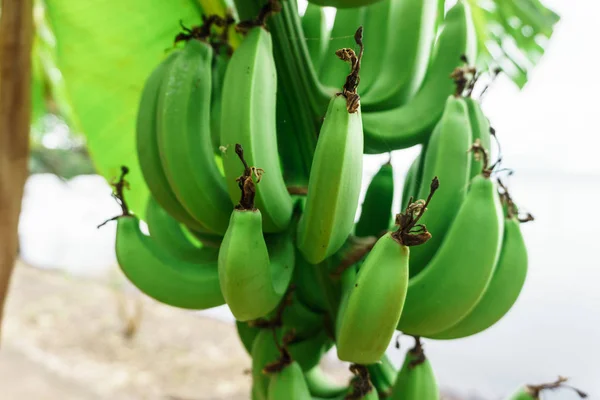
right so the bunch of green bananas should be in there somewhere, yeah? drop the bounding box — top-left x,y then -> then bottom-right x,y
99,0 -> 560,397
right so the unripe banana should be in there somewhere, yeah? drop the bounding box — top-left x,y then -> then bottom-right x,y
336,232 -> 409,364
397,173 -> 504,336
210,46 -> 230,152
218,208 -> 295,321
367,355 -> 397,397
401,153 -> 422,210
135,50 -> 205,232
115,215 -> 224,310
390,340 -> 439,400
362,0 -> 477,153
304,366 -> 347,398
361,0 -> 440,109
408,96 -> 473,277
221,26 -> 293,233
236,320 -> 260,355
506,378 -> 587,400
301,3 -> 329,72
465,97 -> 492,179
319,7 -> 366,90
297,95 -> 364,264
293,251 -> 329,313
355,161 -> 394,238
267,360 -> 312,400
156,38 -> 232,234
430,215 -> 528,339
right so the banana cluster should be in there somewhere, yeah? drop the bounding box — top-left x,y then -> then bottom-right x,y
104,0 -> 540,398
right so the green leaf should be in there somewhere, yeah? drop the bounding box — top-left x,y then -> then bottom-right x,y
467,0 -> 560,88
43,0 -> 203,214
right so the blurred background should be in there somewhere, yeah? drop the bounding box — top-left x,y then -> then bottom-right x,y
2,0 -> 598,399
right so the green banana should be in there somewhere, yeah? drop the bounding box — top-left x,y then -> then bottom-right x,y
210,46 -> 230,152
145,196 -> 221,261
319,7 -> 366,90
267,360 -> 312,400
430,215 -> 528,339
308,0 -> 382,8
361,0 -> 440,109
221,26 -> 293,233
236,320 -> 260,355
344,365 -> 378,399
293,251 -> 329,313
390,340 -> 439,400
218,208 -> 295,321
301,3 -> 329,72
362,0 -> 477,153
367,354 -> 397,397
251,329 -> 281,400
401,153 -> 421,211
115,215 -> 224,310
355,161 -> 394,238
465,97 -> 492,179
304,365 -> 347,398
297,94 -> 364,264
408,96 -> 473,278
156,38 -> 232,234
397,173 -> 504,336
135,50 -> 205,232
336,232 -> 409,364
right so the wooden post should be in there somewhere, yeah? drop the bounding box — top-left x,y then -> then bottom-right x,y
0,0 -> 34,342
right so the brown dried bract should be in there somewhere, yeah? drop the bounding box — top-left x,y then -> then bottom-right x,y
391,178 -> 439,246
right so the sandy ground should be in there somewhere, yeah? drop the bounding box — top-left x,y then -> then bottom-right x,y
1,261 -> 256,400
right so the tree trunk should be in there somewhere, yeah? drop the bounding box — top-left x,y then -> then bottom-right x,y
0,0 -> 33,342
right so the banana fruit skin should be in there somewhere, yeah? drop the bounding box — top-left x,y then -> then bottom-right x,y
361,0 -> 477,153
397,174 -> 504,336
408,96 -> 473,277
144,196 -> 219,261
157,39 -> 232,235
355,161 -> 394,238
218,209 -> 294,321
267,361 -> 312,400
361,0 -> 439,108
401,153 -> 422,210
319,7 -> 366,90
297,95 -> 364,264
221,27 -> 293,233
304,365 -> 347,398
210,47 -> 230,153
136,51 -> 205,232
336,232 -> 409,364
390,344 -> 439,400
430,216 -> 528,339
308,0 -> 382,10
367,354 -> 397,397
115,216 -> 224,310
301,3 -> 329,73
465,97 -> 492,179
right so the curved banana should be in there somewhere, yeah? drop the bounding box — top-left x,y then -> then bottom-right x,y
289,329 -> 333,372
251,329 -> 281,400
268,360 -> 312,400
144,196 -> 220,261
304,365 -> 347,399
156,38 -> 232,234
361,0 -> 477,153
319,7 -> 366,90
408,96 -> 473,277
218,208 -> 295,321
430,215 -> 528,340
465,97 -> 492,179
297,94 -> 364,264
136,50 -> 206,232
115,215 -> 224,310
355,160 -> 394,238
361,0 -> 439,107
221,26 -> 293,233
302,3 -> 329,72
397,173 -> 504,336
390,340 -> 439,400
293,251 -> 329,313
367,354 -> 397,398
